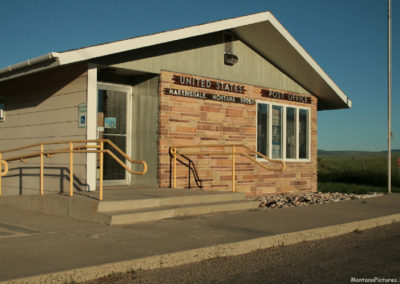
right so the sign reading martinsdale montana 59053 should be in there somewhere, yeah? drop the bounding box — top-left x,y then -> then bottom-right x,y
173,75 -> 246,94
164,88 -> 255,105
261,89 -> 311,104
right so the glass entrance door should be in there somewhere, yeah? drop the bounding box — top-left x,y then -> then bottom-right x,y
97,83 -> 131,184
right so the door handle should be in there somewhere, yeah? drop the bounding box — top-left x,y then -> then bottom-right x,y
96,127 -> 104,139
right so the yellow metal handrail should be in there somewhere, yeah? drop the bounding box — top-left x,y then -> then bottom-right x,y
0,139 -> 147,201
0,158 -> 8,177
170,144 -> 285,192
0,153 -> 9,198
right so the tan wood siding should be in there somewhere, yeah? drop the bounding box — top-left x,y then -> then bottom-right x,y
0,63 -> 88,195
95,33 -> 310,95
130,75 -> 159,187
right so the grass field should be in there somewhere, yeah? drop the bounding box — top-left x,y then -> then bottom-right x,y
318,150 -> 400,194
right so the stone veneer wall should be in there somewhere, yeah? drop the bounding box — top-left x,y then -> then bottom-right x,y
158,71 -> 318,196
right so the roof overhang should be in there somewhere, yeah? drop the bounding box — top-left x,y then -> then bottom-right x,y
0,11 -> 351,110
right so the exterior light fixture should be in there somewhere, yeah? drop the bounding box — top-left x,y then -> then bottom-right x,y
224,53 -> 238,66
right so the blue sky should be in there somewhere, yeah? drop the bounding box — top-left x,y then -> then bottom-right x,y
0,0 -> 398,151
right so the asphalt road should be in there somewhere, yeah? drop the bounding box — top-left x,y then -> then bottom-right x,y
83,222 -> 400,284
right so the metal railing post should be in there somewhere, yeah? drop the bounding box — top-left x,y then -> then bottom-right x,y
0,139 -> 148,201
0,154 -> 10,197
173,147 -> 177,188
99,141 -> 104,201
69,142 -> 74,197
40,144 -> 44,195
170,144 -> 284,192
232,145 -> 236,192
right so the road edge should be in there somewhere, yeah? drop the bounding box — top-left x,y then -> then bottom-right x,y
4,213 -> 400,284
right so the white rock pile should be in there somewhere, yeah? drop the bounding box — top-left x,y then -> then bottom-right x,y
256,192 -> 383,209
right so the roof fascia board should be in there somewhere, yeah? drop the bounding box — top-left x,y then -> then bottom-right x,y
0,11 -> 351,109
266,14 -> 351,108
56,11 -> 350,109
57,12 -> 273,65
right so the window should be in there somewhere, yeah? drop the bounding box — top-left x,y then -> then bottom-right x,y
286,107 -> 296,159
257,102 -> 310,161
271,105 -> 283,159
299,109 -> 309,159
257,104 -> 269,157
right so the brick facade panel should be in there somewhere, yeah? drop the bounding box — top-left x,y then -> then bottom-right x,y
158,71 -> 318,196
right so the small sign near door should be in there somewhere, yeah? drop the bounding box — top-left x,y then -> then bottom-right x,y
78,103 -> 87,128
104,117 -> 117,128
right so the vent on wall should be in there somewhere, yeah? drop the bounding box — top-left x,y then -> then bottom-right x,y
223,32 -> 238,66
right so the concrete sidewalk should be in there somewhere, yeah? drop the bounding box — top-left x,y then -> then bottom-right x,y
0,193 -> 399,283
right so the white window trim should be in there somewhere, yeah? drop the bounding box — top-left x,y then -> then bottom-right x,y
256,100 -> 311,162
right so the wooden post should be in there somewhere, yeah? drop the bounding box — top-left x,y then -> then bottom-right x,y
69,142 -> 73,197
232,146 -> 236,192
99,141 -> 104,201
40,144 -> 44,195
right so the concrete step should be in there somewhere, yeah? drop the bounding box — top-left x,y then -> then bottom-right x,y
97,192 -> 247,213
0,189 -> 258,225
97,199 -> 259,225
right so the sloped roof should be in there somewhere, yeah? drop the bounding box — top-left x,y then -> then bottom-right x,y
0,11 -> 351,110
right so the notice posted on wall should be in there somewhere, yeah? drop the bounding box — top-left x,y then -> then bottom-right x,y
78,103 -> 87,128
104,117 -> 117,129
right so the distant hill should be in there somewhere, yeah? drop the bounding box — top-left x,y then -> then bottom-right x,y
318,149 -> 400,161
318,149 -> 400,156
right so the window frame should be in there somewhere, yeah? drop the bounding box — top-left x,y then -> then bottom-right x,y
256,100 -> 311,162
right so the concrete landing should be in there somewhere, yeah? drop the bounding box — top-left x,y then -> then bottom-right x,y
0,187 -> 259,225
0,193 -> 399,283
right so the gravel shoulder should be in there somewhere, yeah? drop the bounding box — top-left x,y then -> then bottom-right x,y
82,221 -> 400,284
256,192 -> 383,209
